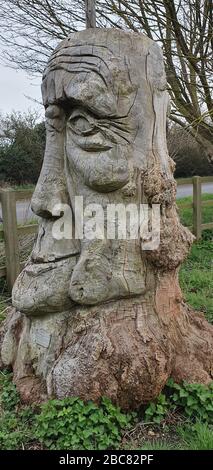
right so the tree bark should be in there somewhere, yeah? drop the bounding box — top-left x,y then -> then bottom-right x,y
1,274 -> 212,409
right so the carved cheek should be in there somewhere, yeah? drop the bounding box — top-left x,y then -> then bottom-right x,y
65,129 -> 130,192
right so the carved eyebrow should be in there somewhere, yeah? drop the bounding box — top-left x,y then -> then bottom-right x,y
48,42 -> 112,69
42,46 -> 126,117
47,62 -> 109,88
42,69 -> 117,118
44,50 -> 112,89
65,95 -> 117,120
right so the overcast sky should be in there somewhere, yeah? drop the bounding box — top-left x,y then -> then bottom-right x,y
0,63 -> 43,117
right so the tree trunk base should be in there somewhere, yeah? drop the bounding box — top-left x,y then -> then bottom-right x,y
0,272 -> 212,410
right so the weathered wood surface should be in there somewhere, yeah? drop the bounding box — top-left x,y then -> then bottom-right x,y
1,189 -> 20,289
0,29 -> 212,407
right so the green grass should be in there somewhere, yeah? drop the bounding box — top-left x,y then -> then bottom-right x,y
7,184 -> 35,191
176,421 -> 213,450
177,193 -> 213,227
179,240 -> 213,323
127,422 -> 213,450
0,278 -> 11,323
177,194 -> 213,323
0,299 -> 7,323
140,442 -> 176,450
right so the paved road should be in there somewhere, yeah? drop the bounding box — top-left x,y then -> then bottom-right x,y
0,183 -> 213,224
176,182 -> 213,199
0,200 -> 36,225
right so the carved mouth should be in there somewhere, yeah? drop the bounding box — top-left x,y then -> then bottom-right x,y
25,254 -> 78,276
31,252 -> 76,264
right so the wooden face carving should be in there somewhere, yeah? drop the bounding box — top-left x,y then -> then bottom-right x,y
12,29 -> 177,315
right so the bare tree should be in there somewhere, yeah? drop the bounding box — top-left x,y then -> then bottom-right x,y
97,0 -> 213,161
0,0 -> 212,160
0,1 -> 85,73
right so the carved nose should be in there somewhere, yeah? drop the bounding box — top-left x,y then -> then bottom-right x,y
31,185 -> 57,218
31,176 -> 66,219
31,125 -> 67,218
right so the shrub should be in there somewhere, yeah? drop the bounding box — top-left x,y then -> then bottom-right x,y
167,379 -> 213,423
0,111 -> 45,185
0,371 -> 20,411
144,379 -> 213,425
35,397 -> 134,450
0,370 -> 212,450
144,393 -> 169,424
167,124 -> 213,178
0,371 -> 37,450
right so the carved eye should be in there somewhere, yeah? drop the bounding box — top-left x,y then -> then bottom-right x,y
69,112 -> 97,136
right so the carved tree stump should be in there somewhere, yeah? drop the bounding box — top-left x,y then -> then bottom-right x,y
0,29 -> 212,409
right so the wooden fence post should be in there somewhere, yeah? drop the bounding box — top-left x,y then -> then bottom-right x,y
1,189 -> 20,290
193,176 -> 202,240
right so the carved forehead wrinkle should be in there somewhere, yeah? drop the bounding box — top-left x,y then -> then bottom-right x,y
42,29 -> 166,118
42,69 -> 119,117
45,44 -> 113,87
42,49 -> 117,114
42,37 -> 138,115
